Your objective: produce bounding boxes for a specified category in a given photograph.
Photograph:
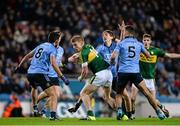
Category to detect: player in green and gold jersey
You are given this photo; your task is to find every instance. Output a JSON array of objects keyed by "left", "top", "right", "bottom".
[
  {"left": 131, "top": 33, "right": 180, "bottom": 117},
  {"left": 69, "top": 35, "right": 116, "bottom": 120}
]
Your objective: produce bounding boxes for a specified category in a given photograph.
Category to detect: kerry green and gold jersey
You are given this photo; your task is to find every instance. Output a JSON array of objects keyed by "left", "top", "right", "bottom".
[
  {"left": 80, "top": 44, "right": 109, "bottom": 74},
  {"left": 140, "top": 46, "right": 165, "bottom": 79}
]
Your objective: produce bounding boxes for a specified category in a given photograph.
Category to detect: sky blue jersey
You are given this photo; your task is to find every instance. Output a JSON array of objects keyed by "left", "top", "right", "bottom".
[
  {"left": 96, "top": 42, "right": 117, "bottom": 77},
  {"left": 48, "top": 46, "right": 64, "bottom": 77},
  {"left": 114, "top": 37, "right": 146, "bottom": 73},
  {"left": 28, "top": 42, "right": 57, "bottom": 74}
]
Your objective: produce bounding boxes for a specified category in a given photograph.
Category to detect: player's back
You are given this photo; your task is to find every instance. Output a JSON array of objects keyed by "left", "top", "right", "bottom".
[
  {"left": 28, "top": 42, "right": 57, "bottom": 74},
  {"left": 116, "top": 37, "right": 146, "bottom": 73}
]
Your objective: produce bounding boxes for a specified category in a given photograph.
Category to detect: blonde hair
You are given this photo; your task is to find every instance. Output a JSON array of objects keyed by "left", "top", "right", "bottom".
[
  {"left": 70, "top": 35, "right": 84, "bottom": 43},
  {"left": 143, "top": 33, "right": 151, "bottom": 39}
]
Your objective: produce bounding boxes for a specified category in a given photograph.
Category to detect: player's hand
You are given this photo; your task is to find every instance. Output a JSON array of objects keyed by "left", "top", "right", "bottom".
[
  {"left": 60, "top": 75, "right": 70, "bottom": 85},
  {"left": 81, "top": 66, "right": 88, "bottom": 78},
  {"left": 68, "top": 53, "right": 79, "bottom": 63}
]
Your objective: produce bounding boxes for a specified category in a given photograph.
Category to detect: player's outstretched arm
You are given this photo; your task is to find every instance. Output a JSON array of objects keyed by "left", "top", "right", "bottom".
[
  {"left": 68, "top": 53, "right": 79, "bottom": 63},
  {"left": 16, "top": 50, "right": 34, "bottom": 71},
  {"left": 118, "top": 20, "right": 126, "bottom": 42},
  {"left": 110, "top": 51, "right": 118, "bottom": 64},
  {"left": 165, "top": 53, "right": 180, "bottom": 58},
  {"left": 143, "top": 50, "right": 151, "bottom": 58}
]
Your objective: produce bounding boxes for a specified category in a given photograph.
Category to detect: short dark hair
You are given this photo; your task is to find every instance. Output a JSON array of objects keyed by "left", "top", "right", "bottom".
[
  {"left": 103, "top": 30, "right": 115, "bottom": 39},
  {"left": 125, "top": 25, "right": 135, "bottom": 34},
  {"left": 48, "top": 31, "right": 62, "bottom": 43}
]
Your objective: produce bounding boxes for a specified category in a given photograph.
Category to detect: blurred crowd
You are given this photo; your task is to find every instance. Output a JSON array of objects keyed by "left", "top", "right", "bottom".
[{"left": 0, "top": 0, "right": 180, "bottom": 99}]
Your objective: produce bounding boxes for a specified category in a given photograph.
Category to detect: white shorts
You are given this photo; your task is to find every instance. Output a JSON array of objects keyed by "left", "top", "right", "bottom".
[
  {"left": 89, "top": 69, "right": 113, "bottom": 87},
  {"left": 144, "top": 79, "right": 155, "bottom": 91}
]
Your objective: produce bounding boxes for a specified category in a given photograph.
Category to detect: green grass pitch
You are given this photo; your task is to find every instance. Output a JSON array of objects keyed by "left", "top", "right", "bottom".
[{"left": 0, "top": 117, "right": 180, "bottom": 126}]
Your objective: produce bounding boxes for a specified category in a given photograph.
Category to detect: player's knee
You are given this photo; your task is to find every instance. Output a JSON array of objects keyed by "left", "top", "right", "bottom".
[
  {"left": 131, "top": 97, "right": 136, "bottom": 103},
  {"left": 80, "top": 92, "right": 85, "bottom": 98},
  {"left": 123, "top": 92, "right": 129, "bottom": 100}
]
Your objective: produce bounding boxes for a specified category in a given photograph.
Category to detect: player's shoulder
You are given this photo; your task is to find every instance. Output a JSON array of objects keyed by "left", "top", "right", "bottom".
[
  {"left": 96, "top": 44, "right": 104, "bottom": 50},
  {"left": 150, "top": 46, "right": 162, "bottom": 51},
  {"left": 57, "top": 46, "right": 64, "bottom": 52},
  {"left": 83, "top": 44, "right": 94, "bottom": 50}
]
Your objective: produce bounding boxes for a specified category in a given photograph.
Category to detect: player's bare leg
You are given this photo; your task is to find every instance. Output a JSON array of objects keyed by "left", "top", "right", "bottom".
[
  {"left": 44, "top": 85, "right": 58, "bottom": 120},
  {"left": 38, "top": 86, "right": 61, "bottom": 118},
  {"left": 68, "top": 83, "right": 89, "bottom": 113},
  {"left": 149, "top": 89, "right": 169, "bottom": 117},
  {"left": 31, "top": 88, "right": 39, "bottom": 116},
  {"left": 103, "top": 87, "right": 116, "bottom": 109},
  {"left": 131, "top": 84, "right": 138, "bottom": 114},
  {"left": 123, "top": 89, "right": 132, "bottom": 119},
  {"left": 136, "top": 80, "right": 166, "bottom": 120},
  {"left": 80, "top": 84, "right": 97, "bottom": 120},
  {"left": 116, "top": 87, "right": 128, "bottom": 120}
]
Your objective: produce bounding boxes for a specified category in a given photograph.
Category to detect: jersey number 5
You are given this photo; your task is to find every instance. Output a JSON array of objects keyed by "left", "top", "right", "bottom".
[
  {"left": 35, "top": 48, "right": 43, "bottom": 58},
  {"left": 128, "top": 46, "right": 135, "bottom": 58}
]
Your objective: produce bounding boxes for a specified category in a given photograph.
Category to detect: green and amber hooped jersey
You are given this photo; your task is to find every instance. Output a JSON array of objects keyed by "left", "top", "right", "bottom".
[
  {"left": 80, "top": 44, "right": 110, "bottom": 74},
  {"left": 140, "top": 46, "right": 165, "bottom": 79}
]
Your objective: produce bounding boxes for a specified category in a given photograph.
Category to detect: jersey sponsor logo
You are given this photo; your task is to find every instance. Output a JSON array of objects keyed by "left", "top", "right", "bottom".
[
  {"left": 140, "top": 53, "right": 157, "bottom": 63},
  {"left": 88, "top": 49, "right": 99, "bottom": 63}
]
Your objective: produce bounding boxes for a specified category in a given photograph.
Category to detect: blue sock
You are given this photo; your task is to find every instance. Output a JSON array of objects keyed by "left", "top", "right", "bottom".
[
  {"left": 41, "top": 108, "right": 47, "bottom": 114},
  {"left": 50, "top": 111, "right": 56, "bottom": 118},
  {"left": 33, "top": 105, "right": 38, "bottom": 110},
  {"left": 117, "top": 107, "right": 123, "bottom": 117}
]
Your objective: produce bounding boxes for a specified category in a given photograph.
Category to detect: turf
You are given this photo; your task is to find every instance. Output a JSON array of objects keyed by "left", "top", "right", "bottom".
[{"left": 0, "top": 117, "right": 180, "bottom": 126}]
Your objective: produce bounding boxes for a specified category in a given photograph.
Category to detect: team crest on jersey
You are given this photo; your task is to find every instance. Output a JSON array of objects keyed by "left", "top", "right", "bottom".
[{"left": 150, "top": 51, "right": 154, "bottom": 55}]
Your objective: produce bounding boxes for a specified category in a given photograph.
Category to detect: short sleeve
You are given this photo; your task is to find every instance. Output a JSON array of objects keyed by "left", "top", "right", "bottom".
[
  {"left": 96, "top": 45, "right": 102, "bottom": 53},
  {"left": 156, "top": 48, "right": 165, "bottom": 57},
  {"left": 50, "top": 46, "right": 56, "bottom": 57},
  {"left": 114, "top": 42, "right": 121, "bottom": 54}
]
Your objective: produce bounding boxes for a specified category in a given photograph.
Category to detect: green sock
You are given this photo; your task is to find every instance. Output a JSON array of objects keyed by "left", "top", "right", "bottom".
[
  {"left": 87, "top": 110, "right": 94, "bottom": 116},
  {"left": 159, "top": 104, "right": 163, "bottom": 109}
]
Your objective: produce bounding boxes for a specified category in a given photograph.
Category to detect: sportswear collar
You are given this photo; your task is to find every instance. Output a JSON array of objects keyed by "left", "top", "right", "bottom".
[{"left": 124, "top": 36, "right": 135, "bottom": 39}]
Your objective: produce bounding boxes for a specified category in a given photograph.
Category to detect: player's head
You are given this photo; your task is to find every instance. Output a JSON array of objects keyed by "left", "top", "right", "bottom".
[
  {"left": 70, "top": 35, "right": 84, "bottom": 52},
  {"left": 143, "top": 33, "right": 152, "bottom": 48},
  {"left": 48, "top": 31, "right": 62, "bottom": 46},
  {"left": 125, "top": 25, "right": 135, "bottom": 37},
  {"left": 102, "top": 30, "right": 114, "bottom": 44}
]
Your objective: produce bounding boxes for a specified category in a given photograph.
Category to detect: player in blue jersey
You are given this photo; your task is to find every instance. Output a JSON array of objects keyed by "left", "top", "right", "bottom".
[
  {"left": 96, "top": 30, "right": 132, "bottom": 119},
  {"left": 16, "top": 31, "right": 69, "bottom": 120},
  {"left": 36, "top": 45, "right": 69, "bottom": 117},
  {"left": 110, "top": 25, "right": 166, "bottom": 120}
]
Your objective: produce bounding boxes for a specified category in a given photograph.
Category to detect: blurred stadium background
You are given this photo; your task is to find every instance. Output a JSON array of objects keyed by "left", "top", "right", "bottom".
[{"left": 0, "top": 0, "right": 180, "bottom": 118}]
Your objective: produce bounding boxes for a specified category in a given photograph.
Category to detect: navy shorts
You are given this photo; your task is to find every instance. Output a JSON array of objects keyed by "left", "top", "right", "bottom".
[
  {"left": 112, "top": 77, "right": 118, "bottom": 92},
  {"left": 49, "top": 77, "right": 60, "bottom": 86},
  {"left": 27, "top": 74, "right": 57, "bottom": 91},
  {"left": 116, "top": 73, "right": 143, "bottom": 93}
]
